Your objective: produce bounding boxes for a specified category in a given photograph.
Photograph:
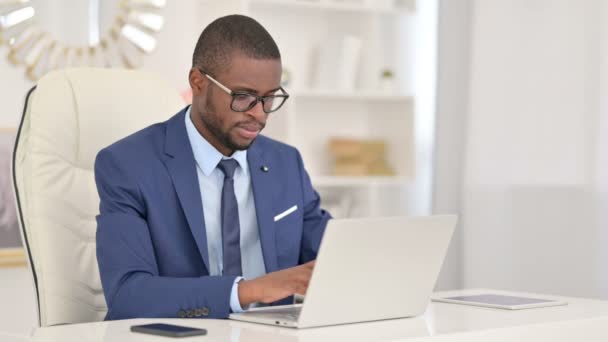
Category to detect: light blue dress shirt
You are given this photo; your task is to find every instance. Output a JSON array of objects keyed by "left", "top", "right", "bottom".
[{"left": 184, "top": 107, "right": 267, "bottom": 312}]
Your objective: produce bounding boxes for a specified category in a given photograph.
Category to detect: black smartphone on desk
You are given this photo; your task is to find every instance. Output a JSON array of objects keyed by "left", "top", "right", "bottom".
[{"left": 130, "top": 323, "right": 207, "bottom": 338}]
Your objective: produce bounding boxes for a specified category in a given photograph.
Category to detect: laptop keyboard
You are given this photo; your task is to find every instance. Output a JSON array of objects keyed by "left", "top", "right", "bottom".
[{"left": 244, "top": 307, "right": 302, "bottom": 321}]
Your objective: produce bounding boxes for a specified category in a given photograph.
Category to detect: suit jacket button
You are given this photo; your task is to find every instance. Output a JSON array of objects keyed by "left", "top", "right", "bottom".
[
  {"left": 201, "top": 307, "right": 210, "bottom": 316},
  {"left": 178, "top": 310, "right": 187, "bottom": 318},
  {"left": 194, "top": 308, "right": 203, "bottom": 317}
]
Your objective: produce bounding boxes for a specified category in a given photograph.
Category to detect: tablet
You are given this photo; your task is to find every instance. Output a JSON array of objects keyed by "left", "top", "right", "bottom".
[{"left": 431, "top": 293, "right": 568, "bottom": 310}]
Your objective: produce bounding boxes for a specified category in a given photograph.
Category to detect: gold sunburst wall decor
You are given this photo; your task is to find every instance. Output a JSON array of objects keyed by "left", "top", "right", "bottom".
[{"left": 0, "top": 0, "right": 166, "bottom": 81}]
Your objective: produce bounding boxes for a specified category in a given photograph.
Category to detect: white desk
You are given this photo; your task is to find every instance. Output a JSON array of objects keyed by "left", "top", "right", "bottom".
[{"left": 19, "top": 289, "right": 608, "bottom": 341}]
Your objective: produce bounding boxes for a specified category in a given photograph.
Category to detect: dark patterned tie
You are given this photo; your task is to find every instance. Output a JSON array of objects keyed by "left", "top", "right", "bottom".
[{"left": 217, "top": 159, "right": 242, "bottom": 276}]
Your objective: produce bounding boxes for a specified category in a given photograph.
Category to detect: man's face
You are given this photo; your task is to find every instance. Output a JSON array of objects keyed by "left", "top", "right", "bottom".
[{"left": 190, "top": 52, "right": 282, "bottom": 156}]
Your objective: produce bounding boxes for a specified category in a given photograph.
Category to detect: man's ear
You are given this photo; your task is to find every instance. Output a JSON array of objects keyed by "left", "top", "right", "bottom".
[{"left": 188, "top": 68, "right": 207, "bottom": 96}]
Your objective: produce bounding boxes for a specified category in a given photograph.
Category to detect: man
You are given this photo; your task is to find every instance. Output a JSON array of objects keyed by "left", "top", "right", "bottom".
[{"left": 95, "top": 15, "right": 331, "bottom": 320}]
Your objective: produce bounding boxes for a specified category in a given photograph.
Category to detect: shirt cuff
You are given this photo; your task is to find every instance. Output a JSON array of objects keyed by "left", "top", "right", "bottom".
[{"left": 230, "top": 276, "right": 245, "bottom": 313}]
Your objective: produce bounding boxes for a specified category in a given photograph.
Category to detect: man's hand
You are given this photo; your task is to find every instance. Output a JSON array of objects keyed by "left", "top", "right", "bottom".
[{"left": 238, "top": 261, "right": 315, "bottom": 307}]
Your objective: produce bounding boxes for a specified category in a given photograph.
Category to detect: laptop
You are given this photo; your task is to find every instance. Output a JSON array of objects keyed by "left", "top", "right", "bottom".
[{"left": 229, "top": 215, "right": 457, "bottom": 328}]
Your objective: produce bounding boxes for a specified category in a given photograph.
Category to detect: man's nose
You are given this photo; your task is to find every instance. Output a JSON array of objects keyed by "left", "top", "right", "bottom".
[{"left": 246, "top": 100, "right": 267, "bottom": 122}]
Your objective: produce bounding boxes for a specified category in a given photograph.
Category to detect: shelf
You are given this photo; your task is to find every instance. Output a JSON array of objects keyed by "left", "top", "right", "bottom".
[
  {"left": 312, "top": 175, "right": 411, "bottom": 187},
  {"left": 292, "top": 89, "right": 413, "bottom": 102},
  {"left": 241, "top": 0, "right": 422, "bottom": 217},
  {"left": 249, "top": 0, "right": 413, "bottom": 14}
]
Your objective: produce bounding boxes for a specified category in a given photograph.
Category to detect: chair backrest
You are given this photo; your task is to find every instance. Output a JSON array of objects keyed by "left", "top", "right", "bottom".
[{"left": 12, "top": 68, "right": 184, "bottom": 326}]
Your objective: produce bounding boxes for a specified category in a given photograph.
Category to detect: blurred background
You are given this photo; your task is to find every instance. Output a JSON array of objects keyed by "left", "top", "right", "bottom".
[{"left": 1, "top": 0, "right": 607, "bottom": 335}]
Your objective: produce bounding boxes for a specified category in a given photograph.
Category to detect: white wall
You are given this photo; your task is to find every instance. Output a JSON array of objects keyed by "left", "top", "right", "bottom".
[
  {"left": 0, "top": 56, "right": 32, "bottom": 127},
  {"left": 0, "top": 268, "right": 37, "bottom": 336},
  {"left": 434, "top": 0, "right": 608, "bottom": 298},
  {"left": 409, "top": 0, "right": 439, "bottom": 217},
  {"left": 0, "top": 1, "right": 240, "bottom": 128},
  {"left": 432, "top": 0, "right": 473, "bottom": 290},
  {"left": 461, "top": 0, "right": 608, "bottom": 298}
]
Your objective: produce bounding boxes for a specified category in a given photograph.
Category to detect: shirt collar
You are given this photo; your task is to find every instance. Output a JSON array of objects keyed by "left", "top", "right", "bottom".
[{"left": 184, "top": 106, "right": 248, "bottom": 177}]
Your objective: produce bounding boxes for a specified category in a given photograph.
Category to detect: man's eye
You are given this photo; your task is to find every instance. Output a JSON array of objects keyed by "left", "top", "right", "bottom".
[{"left": 234, "top": 94, "right": 254, "bottom": 102}]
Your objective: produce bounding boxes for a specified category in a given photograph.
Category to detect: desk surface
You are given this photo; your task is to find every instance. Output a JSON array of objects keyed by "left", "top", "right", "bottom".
[{"left": 16, "top": 289, "right": 608, "bottom": 341}]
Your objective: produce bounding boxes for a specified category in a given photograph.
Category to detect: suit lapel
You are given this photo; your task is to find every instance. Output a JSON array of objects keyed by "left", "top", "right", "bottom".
[
  {"left": 248, "top": 141, "right": 279, "bottom": 273},
  {"left": 162, "top": 108, "right": 210, "bottom": 272}
]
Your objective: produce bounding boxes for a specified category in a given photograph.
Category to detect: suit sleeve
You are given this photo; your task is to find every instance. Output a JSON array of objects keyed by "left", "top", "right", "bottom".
[
  {"left": 295, "top": 150, "right": 332, "bottom": 264},
  {"left": 95, "top": 148, "right": 235, "bottom": 320}
]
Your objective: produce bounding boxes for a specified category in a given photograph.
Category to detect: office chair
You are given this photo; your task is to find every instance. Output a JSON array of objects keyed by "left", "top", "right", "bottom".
[{"left": 12, "top": 68, "right": 184, "bottom": 326}]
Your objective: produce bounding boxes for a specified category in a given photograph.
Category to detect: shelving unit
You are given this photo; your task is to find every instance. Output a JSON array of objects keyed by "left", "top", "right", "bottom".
[
  {"left": 313, "top": 176, "right": 411, "bottom": 187},
  {"left": 293, "top": 89, "right": 413, "bottom": 102},
  {"left": 217, "top": 0, "right": 428, "bottom": 218},
  {"left": 249, "top": 0, "right": 414, "bottom": 14}
]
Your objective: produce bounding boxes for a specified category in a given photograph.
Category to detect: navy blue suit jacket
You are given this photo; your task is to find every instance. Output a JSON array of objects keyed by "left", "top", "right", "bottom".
[{"left": 95, "top": 108, "right": 331, "bottom": 320}]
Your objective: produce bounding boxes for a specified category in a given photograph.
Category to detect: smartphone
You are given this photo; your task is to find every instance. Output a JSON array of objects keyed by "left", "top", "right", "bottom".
[{"left": 130, "top": 323, "right": 208, "bottom": 338}]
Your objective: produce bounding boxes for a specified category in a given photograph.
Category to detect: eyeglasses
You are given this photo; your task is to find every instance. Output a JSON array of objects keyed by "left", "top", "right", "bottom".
[{"left": 200, "top": 69, "right": 289, "bottom": 114}]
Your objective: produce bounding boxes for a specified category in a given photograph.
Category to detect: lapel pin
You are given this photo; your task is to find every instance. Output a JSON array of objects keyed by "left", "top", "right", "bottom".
[{"left": 261, "top": 165, "right": 269, "bottom": 172}]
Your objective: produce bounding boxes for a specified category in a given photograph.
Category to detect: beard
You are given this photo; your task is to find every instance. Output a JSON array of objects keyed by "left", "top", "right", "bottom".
[{"left": 200, "top": 96, "right": 263, "bottom": 152}]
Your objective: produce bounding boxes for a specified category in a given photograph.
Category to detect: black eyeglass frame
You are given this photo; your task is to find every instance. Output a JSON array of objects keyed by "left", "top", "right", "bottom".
[{"left": 198, "top": 68, "right": 290, "bottom": 114}]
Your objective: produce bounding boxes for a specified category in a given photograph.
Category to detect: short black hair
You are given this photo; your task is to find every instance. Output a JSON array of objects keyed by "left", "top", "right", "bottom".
[{"left": 192, "top": 14, "right": 281, "bottom": 76}]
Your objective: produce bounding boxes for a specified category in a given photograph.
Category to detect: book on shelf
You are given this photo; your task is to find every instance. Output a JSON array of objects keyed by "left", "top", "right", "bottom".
[
  {"left": 328, "top": 137, "right": 395, "bottom": 176},
  {"left": 314, "top": 35, "right": 362, "bottom": 92},
  {"left": 329, "top": 138, "right": 387, "bottom": 161},
  {"left": 333, "top": 159, "right": 394, "bottom": 176}
]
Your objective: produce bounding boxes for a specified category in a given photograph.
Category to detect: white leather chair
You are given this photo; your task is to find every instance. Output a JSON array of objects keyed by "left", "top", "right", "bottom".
[{"left": 12, "top": 68, "right": 184, "bottom": 326}]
